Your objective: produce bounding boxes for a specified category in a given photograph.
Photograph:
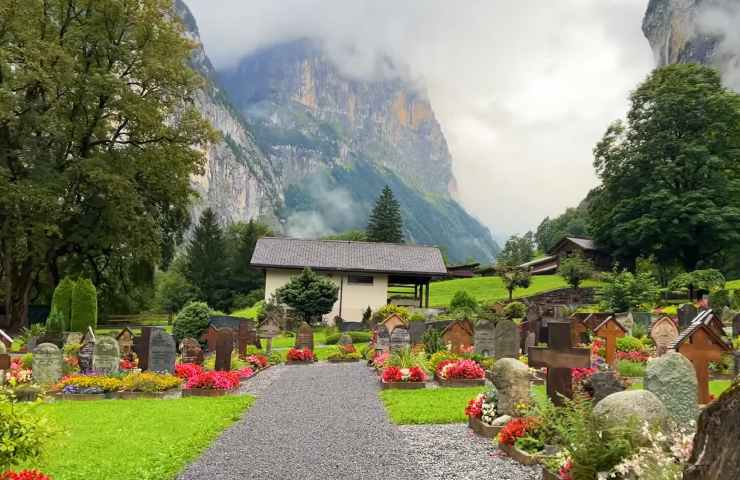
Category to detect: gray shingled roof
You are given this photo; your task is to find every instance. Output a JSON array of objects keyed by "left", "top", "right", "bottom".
[
  {"left": 250, "top": 238, "right": 448, "bottom": 275},
  {"left": 670, "top": 309, "right": 731, "bottom": 351},
  {"left": 566, "top": 237, "right": 596, "bottom": 250}
]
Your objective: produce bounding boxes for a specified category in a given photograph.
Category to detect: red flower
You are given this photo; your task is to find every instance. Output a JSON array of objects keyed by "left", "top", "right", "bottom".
[
  {"left": 1, "top": 470, "right": 51, "bottom": 480},
  {"left": 435, "top": 359, "right": 457, "bottom": 376},
  {"left": 438, "top": 360, "right": 485, "bottom": 380},
  {"left": 465, "top": 394, "right": 484, "bottom": 418},
  {"left": 408, "top": 366, "right": 427, "bottom": 382},
  {"left": 237, "top": 367, "right": 254, "bottom": 379},
  {"left": 381, "top": 366, "right": 403, "bottom": 383},
  {"left": 287, "top": 348, "right": 315, "bottom": 362},
  {"left": 558, "top": 460, "right": 573, "bottom": 480},
  {"left": 498, "top": 417, "right": 536, "bottom": 446},
  {"left": 175, "top": 363, "right": 204, "bottom": 380},
  {"left": 185, "top": 371, "right": 240, "bottom": 390},
  {"left": 340, "top": 344, "right": 357, "bottom": 354},
  {"left": 571, "top": 367, "right": 597, "bottom": 384},
  {"left": 246, "top": 354, "right": 268, "bottom": 369},
  {"left": 119, "top": 358, "right": 137, "bottom": 370},
  {"left": 616, "top": 350, "right": 648, "bottom": 363}
]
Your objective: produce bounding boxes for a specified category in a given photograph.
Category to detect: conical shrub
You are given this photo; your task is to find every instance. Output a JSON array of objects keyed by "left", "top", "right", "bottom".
[
  {"left": 70, "top": 278, "right": 98, "bottom": 333},
  {"left": 51, "top": 277, "right": 76, "bottom": 331}
]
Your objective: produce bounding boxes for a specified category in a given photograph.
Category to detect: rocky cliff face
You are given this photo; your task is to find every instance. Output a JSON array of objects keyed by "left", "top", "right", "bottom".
[{"left": 643, "top": 0, "right": 739, "bottom": 88}]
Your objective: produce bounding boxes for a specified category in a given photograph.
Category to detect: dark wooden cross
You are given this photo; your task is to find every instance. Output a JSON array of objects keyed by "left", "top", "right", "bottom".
[
  {"left": 215, "top": 328, "right": 234, "bottom": 372},
  {"left": 593, "top": 316, "right": 627, "bottom": 367},
  {"left": 528, "top": 321, "right": 591, "bottom": 405},
  {"left": 675, "top": 325, "right": 731, "bottom": 405}
]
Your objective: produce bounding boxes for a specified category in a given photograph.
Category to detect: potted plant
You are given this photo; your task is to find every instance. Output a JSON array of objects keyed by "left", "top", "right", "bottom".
[
  {"left": 436, "top": 359, "right": 486, "bottom": 387},
  {"left": 286, "top": 347, "right": 315, "bottom": 364},
  {"left": 182, "top": 370, "right": 241, "bottom": 397},
  {"left": 466, "top": 390, "right": 501, "bottom": 438},
  {"left": 379, "top": 366, "right": 427, "bottom": 389}
]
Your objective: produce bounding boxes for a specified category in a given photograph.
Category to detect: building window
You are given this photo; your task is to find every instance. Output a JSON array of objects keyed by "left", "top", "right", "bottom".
[{"left": 348, "top": 275, "right": 374, "bottom": 285}]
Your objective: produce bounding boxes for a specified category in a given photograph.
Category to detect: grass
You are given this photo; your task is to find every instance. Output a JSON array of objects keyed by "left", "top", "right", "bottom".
[
  {"left": 380, "top": 386, "right": 487, "bottom": 424},
  {"left": 23, "top": 396, "right": 254, "bottom": 480},
  {"left": 630, "top": 379, "right": 732, "bottom": 398},
  {"left": 231, "top": 301, "right": 264, "bottom": 320},
  {"left": 727, "top": 279, "right": 740, "bottom": 290},
  {"left": 429, "top": 274, "right": 603, "bottom": 307}
]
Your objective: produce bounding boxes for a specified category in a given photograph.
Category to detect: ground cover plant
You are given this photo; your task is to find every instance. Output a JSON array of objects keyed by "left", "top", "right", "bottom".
[{"left": 22, "top": 396, "right": 254, "bottom": 480}]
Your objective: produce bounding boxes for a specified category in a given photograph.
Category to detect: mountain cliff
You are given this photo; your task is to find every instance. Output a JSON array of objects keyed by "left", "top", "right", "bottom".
[
  {"left": 643, "top": 0, "right": 739, "bottom": 88},
  {"left": 219, "top": 40, "right": 499, "bottom": 262}
]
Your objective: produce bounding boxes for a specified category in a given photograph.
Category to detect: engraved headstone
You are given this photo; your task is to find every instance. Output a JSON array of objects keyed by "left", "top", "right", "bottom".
[
  {"left": 92, "top": 336, "right": 120, "bottom": 375},
  {"left": 215, "top": 328, "right": 234, "bottom": 371},
  {"left": 390, "top": 326, "right": 410, "bottom": 352},
  {"left": 295, "top": 322, "right": 314, "bottom": 351},
  {"left": 257, "top": 318, "right": 280, "bottom": 354},
  {"left": 148, "top": 328, "right": 176, "bottom": 373},
  {"left": 474, "top": 320, "right": 496, "bottom": 357},
  {"left": 408, "top": 321, "right": 426, "bottom": 347},
  {"left": 375, "top": 326, "right": 390, "bottom": 353},
  {"left": 494, "top": 318, "right": 520, "bottom": 359},
  {"left": 650, "top": 317, "right": 680, "bottom": 356},
  {"left": 180, "top": 338, "right": 203, "bottom": 365},
  {"left": 78, "top": 335, "right": 95, "bottom": 373},
  {"left": 678, "top": 304, "right": 698, "bottom": 329},
  {"left": 32, "top": 343, "right": 63, "bottom": 384}
]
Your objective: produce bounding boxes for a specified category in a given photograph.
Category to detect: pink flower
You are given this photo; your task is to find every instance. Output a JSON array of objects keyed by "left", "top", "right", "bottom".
[{"left": 185, "top": 371, "right": 240, "bottom": 390}]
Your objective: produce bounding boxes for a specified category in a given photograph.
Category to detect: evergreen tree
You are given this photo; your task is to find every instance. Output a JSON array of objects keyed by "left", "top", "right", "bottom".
[
  {"left": 184, "top": 209, "right": 230, "bottom": 311},
  {"left": 225, "top": 220, "right": 272, "bottom": 296},
  {"left": 366, "top": 186, "right": 404, "bottom": 243},
  {"left": 275, "top": 268, "right": 339, "bottom": 323}
]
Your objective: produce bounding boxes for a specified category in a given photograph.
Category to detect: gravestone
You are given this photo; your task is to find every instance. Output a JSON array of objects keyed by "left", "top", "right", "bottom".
[
  {"left": 491, "top": 358, "right": 530, "bottom": 417},
  {"left": 295, "top": 322, "right": 314, "bottom": 351},
  {"left": 733, "top": 313, "right": 740, "bottom": 338},
  {"left": 375, "top": 326, "right": 390, "bottom": 354},
  {"left": 238, "top": 321, "right": 257, "bottom": 354},
  {"left": 133, "top": 327, "right": 152, "bottom": 371},
  {"left": 442, "top": 320, "right": 474, "bottom": 354},
  {"left": 474, "top": 320, "right": 496, "bottom": 357},
  {"left": 215, "top": 328, "right": 234, "bottom": 371},
  {"left": 78, "top": 335, "right": 95, "bottom": 374},
  {"left": 337, "top": 333, "right": 353, "bottom": 346},
  {"left": 645, "top": 352, "right": 698, "bottom": 424},
  {"left": 92, "top": 336, "right": 120, "bottom": 375},
  {"left": 588, "top": 371, "right": 625, "bottom": 403},
  {"left": 408, "top": 321, "right": 426, "bottom": 347},
  {"left": 32, "top": 343, "right": 63, "bottom": 384},
  {"left": 257, "top": 318, "right": 280, "bottom": 354},
  {"left": 593, "top": 316, "right": 627, "bottom": 367},
  {"left": 678, "top": 304, "right": 698, "bottom": 329},
  {"left": 494, "top": 318, "right": 519, "bottom": 359},
  {"left": 116, "top": 328, "right": 134, "bottom": 357},
  {"left": 650, "top": 317, "right": 679, "bottom": 356},
  {"left": 380, "top": 314, "right": 406, "bottom": 335},
  {"left": 203, "top": 325, "right": 219, "bottom": 353},
  {"left": 390, "top": 326, "right": 411, "bottom": 352},
  {"left": 148, "top": 328, "right": 176, "bottom": 373},
  {"left": 615, "top": 312, "right": 633, "bottom": 332},
  {"left": 593, "top": 390, "right": 668, "bottom": 433},
  {"left": 180, "top": 338, "right": 203, "bottom": 365},
  {"left": 631, "top": 311, "right": 652, "bottom": 329},
  {"left": 528, "top": 322, "right": 591, "bottom": 405}
]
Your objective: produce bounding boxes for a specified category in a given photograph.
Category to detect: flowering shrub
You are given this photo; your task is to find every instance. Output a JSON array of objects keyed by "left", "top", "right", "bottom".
[
  {"left": 466, "top": 390, "right": 498, "bottom": 424},
  {"left": 571, "top": 367, "right": 597, "bottom": 385},
  {"left": 175, "top": 363, "right": 204, "bottom": 380},
  {"left": 6, "top": 359, "right": 33, "bottom": 387},
  {"left": 381, "top": 366, "right": 426, "bottom": 383},
  {"left": 287, "top": 348, "right": 314, "bottom": 362},
  {"left": 0, "top": 470, "right": 51, "bottom": 480},
  {"left": 118, "top": 372, "right": 182, "bottom": 392},
  {"left": 372, "top": 352, "right": 390, "bottom": 369},
  {"left": 429, "top": 351, "right": 459, "bottom": 372},
  {"left": 590, "top": 337, "right": 605, "bottom": 358},
  {"left": 185, "top": 371, "right": 240, "bottom": 390},
  {"left": 498, "top": 417, "right": 536, "bottom": 446},
  {"left": 54, "top": 375, "right": 122, "bottom": 393},
  {"left": 438, "top": 359, "right": 485, "bottom": 380},
  {"left": 236, "top": 367, "right": 254, "bottom": 379},
  {"left": 245, "top": 354, "right": 268, "bottom": 369},
  {"left": 611, "top": 424, "right": 694, "bottom": 480},
  {"left": 465, "top": 394, "right": 484, "bottom": 418}
]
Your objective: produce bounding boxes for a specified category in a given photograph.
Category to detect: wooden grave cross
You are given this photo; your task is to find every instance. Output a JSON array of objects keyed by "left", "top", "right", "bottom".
[
  {"left": 528, "top": 321, "right": 591, "bottom": 405},
  {"left": 673, "top": 324, "right": 732, "bottom": 405},
  {"left": 593, "top": 316, "right": 627, "bottom": 367}
]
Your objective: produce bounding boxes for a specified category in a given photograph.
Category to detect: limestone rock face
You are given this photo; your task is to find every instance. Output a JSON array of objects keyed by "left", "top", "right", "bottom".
[
  {"left": 644, "top": 352, "right": 699, "bottom": 424},
  {"left": 593, "top": 390, "right": 668, "bottom": 431},
  {"left": 491, "top": 358, "right": 530, "bottom": 417}
]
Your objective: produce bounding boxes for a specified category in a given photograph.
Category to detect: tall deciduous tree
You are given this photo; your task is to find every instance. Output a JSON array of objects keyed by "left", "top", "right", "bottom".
[
  {"left": 0, "top": 0, "right": 213, "bottom": 330},
  {"left": 275, "top": 268, "right": 339, "bottom": 323},
  {"left": 496, "top": 232, "right": 536, "bottom": 267},
  {"left": 367, "top": 186, "right": 404, "bottom": 243},
  {"left": 183, "top": 209, "right": 229, "bottom": 311},
  {"left": 499, "top": 267, "right": 531, "bottom": 301},
  {"left": 590, "top": 64, "right": 740, "bottom": 271}
]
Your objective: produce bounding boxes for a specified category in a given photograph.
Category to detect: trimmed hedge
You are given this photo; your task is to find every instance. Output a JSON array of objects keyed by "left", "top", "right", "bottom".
[
  {"left": 173, "top": 301, "right": 211, "bottom": 345},
  {"left": 70, "top": 278, "right": 98, "bottom": 332},
  {"left": 324, "top": 331, "right": 372, "bottom": 345},
  {"left": 51, "top": 277, "right": 76, "bottom": 331}
]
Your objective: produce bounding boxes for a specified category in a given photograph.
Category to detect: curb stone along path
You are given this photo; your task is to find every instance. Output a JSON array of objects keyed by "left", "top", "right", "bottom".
[{"left": 179, "top": 363, "right": 542, "bottom": 480}]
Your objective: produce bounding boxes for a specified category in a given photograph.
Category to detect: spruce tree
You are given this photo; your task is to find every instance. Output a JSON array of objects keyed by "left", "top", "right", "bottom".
[
  {"left": 366, "top": 186, "right": 404, "bottom": 243},
  {"left": 184, "top": 209, "right": 229, "bottom": 310}
]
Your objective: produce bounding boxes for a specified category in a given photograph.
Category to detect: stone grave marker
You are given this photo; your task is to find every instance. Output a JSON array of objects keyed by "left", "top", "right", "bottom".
[
  {"left": 257, "top": 318, "right": 280, "bottom": 354},
  {"left": 375, "top": 326, "right": 390, "bottom": 354},
  {"left": 78, "top": 334, "right": 95, "bottom": 373},
  {"left": 528, "top": 322, "right": 591, "bottom": 405},
  {"left": 474, "top": 320, "right": 496, "bottom": 357},
  {"left": 650, "top": 317, "right": 679, "bottom": 356},
  {"left": 116, "top": 328, "right": 134, "bottom": 357},
  {"left": 148, "top": 328, "right": 176, "bottom": 373},
  {"left": 593, "top": 316, "right": 627, "bottom": 367},
  {"left": 408, "top": 321, "right": 426, "bottom": 347},
  {"left": 672, "top": 323, "right": 732, "bottom": 405},
  {"left": 92, "top": 336, "right": 120, "bottom": 375},
  {"left": 337, "top": 333, "right": 353, "bottom": 346},
  {"left": 133, "top": 327, "right": 151, "bottom": 370},
  {"left": 631, "top": 311, "right": 652, "bottom": 329},
  {"left": 733, "top": 313, "right": 740, "bottom": 338},
  {"left": 215, "top": 328, "right": 234, "bottom": 371},
  {"left": 203, "top": 325, "right": 220, "bottom": 354},
  {"left": 295, "top": 322, "right": 314, "bottom": 351},
  {"left": 588, "top": 370, "right": 625, "bottom": 403},
  {"left": 494, "top": 318, "right": 519, "bottom": 359},
  {"left": 0, "top": 330, "right": 12, "bottom": 350},
  {"left": 491, "top": 358, "right": 530, "bottom": 417},
  {"left": 238, "top": 321, "right": 258, "bottom": 354},
  {"left": 390, "top": 326, "right": 411, "bottom": 352},
  {"left": 678, "top": 304, "right": 698, "bottom": 329},
  {"left": 645, "top": 352, "right": 698, "bottom": 424},
  {"left": 180, "top": 338, "right": 203, "bottom": 365},
  {"left": 32, "top": 343, "right": 63, "bottom": 384},
  {"left": 442, "top": 320, "right": 474, "bottom": 354}
]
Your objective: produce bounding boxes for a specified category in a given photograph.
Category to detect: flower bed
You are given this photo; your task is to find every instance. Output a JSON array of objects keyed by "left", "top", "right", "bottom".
[
  {"left": 245, "top": 354, "right": 268, "bottom": 370},
  {"left": 54, "top": 372, "right": 183, "bottom": 400},
  {"left": 436, "top": 359, "right": 486, "bottom": 387},
  {"left": 1, "top": 470, "right": 51, "bottom": 480},
  {"left": 497, "top": 416, "right": 544, "bottom": 465},
  {"left": 380, "top": 366, "right": 427, "bottom": 389},
  {"left": 286, "top": 347, "right": 315, "bottom": 364},
  {"left": 182, "top": 370, "right": 241, "bottom": 397},
  {"left": 465, "top": 392, "right": 501, "bottom": 438}
]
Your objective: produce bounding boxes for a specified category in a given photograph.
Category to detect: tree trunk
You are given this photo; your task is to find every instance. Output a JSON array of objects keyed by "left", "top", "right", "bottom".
[{"left": 3, "top": 256, "right": 34, "bottom": 333}]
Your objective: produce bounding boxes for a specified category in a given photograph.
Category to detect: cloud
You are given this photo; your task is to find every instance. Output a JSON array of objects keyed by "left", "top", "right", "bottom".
[
  {"left": 184, "top": 0, "right": 653, "bottom": 235},
  {"left": 283, "top": 176, "right": 361, "bottom": 238},
  {"left": 697, "top": 2, "right": 740, "bottom": 90}
]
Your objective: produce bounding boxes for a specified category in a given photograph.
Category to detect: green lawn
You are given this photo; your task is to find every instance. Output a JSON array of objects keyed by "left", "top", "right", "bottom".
[
  {"left": 727, "top": 279, "right": 740, "bottom": 290},
  {"left": 630, "top": 379, "right": 732, "bottom": 398},
  {"left": 380, "top": 386, "right": 487, "bottom": 424},
  {"left": 231, "top": 301, "right": 263, "bottom": 320},
  {"left": 429, "top": 274, "right": 603, "bottom": 307},
  {"left": 23, "top": 396, "right": 254, "bottom": 480}
]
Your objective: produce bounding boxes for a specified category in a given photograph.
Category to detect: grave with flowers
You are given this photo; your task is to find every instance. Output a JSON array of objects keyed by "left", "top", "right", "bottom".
[{"left": 286, "top": 347, "right": 316, "bottom": 364}]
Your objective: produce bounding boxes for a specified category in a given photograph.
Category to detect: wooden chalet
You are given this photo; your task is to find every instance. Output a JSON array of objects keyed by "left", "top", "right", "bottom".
[{"left": 520, "top": 236, "right": 612, "bottom": 275}]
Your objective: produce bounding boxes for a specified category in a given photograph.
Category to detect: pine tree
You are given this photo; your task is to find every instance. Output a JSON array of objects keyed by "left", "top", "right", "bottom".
[
  {"left": 366, "top": 186, "right": 404, "bottom": 243},
  {"left": 184, "top": 209, "right": 229, "bottom": 310}
]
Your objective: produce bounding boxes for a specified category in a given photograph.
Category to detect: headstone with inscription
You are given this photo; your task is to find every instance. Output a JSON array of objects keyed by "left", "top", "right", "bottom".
[
  {"left": 390, "top": 326, "right": 411, "bottom": 352},
  {"left": 494, "top": 318, "right": 520, "bottom": 359},
  {"left": 215, "top": 328, "right": 234, "bottom": 371},
  {"left": 32, "top": 343, "right": 63, "bottom": 384},
  {"left": 180, "top": 338, "right": 203, "bottom": 365},
  {"left": 408, "top": 321, "right": 427, "bottom": 347},
  {"left": 375, "top": 326, "right": 390, "bottom": 354},
  {"left": 474, "top": 320, "right": 496, "bottom": 357},
  {"left": 295, "top": 322, "right": 314, "bottom": 351},
  {"left": 257, "top": 319, "right": 280, "bottom": 354},
  {"left": 678, "top": 304, "right": 698, "bottom": 330},
  {"left": 92, "top": 336, "right": 120, "bottom": 375},
  {"left": 650, "top": 317, "right": 680, "bottom": 356},
  {"left": 78, "top": 335, "right": 95, "bottom": 374},
  {"left": 148, "top": 328, "right": 176, "bottom": 373}
]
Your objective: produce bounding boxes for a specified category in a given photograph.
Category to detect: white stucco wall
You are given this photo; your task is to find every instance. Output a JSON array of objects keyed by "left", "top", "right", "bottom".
[{"left": 263, "top": 269, "right": 388, "bottom": 323}]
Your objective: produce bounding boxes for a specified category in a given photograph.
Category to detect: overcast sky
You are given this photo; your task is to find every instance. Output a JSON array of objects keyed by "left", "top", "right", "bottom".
[{"left": 185, "top": 0, "right": 654, "bottom": 239}]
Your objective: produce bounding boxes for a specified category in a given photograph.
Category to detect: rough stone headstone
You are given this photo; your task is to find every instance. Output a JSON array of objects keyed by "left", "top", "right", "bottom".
[
  {"left": 593, "top": 390, "right": 668, "bottom": 433},
  {"left": 494, "top": 318, "right": 519, "bottom": 359},
  {"left": 650, "top": 317, "right": 680, "bottom": 356},
  {"left": 588, "top": 371, "right": 625, "bottom": 404},
  {"left": 678, "top": 304, "right": 698, "bottom": 329},
  {"left": 442, "top": 320, "right": 474, "bottom": 354},
  {"left": 474, "top": 320, "right": 496, "bottom": 357},
  {"left": 375, "top": 326, "right": 390, "bottom": 353},
  {"left": 32, "top": 343, "right": 63, "bottom": 384},
  {"left": 148, "top": 328, "right": 176, "bottom": 373},
  {"left": 92, "top": 336, "right": 120, "bottom": 375},
  {"left": 215, "top": 328, "right": 234, "bottom": 371},
  {"left": 491, "top": 358, "right": 530, "bottom": 417},
  {"left": 733, "top": 313, "right": 740, "bottom": 338},
  {"left": 644, "top": 352, "right": 698, "bottom": 424},
  {"left": 180, "top": 338, "right": 203, "bottom": 365},
  {"left": 78, "top": 336, "right": 95, "bottom": 373},
  {"left": 337, "top": 333, "right": 353, "bottom": 346},
  {"left": 390, "top": 326, "right": 410, "bottom": 352},
  {"left": 408, "top": 321, "right": 426, "bottom": 347},
  {"left": 295, "top": 322, "right": 314, "bottom": 351}
]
